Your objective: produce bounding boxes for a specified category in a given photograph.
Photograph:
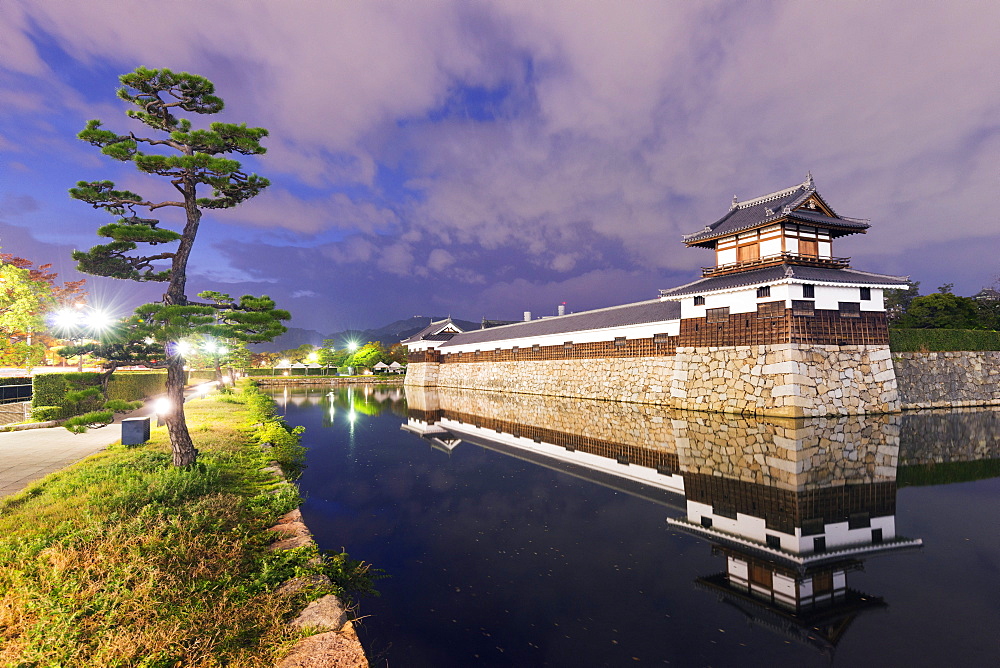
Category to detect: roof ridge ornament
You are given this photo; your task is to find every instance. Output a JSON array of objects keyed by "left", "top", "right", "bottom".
[
  {"left": 804, "top": 171, "right": 815, "bottom": 189},
  {"left": 731, "top": 195, "right": 739, "bottom": 210}
]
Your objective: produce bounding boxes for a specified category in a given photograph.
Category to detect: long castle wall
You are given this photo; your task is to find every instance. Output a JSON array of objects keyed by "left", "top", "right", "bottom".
[
  {"left": 406, "top": 312, "right": 999, "bottom": 417},
  {"left": 408, "top": 343, "right": 898, "bottom": 417}
]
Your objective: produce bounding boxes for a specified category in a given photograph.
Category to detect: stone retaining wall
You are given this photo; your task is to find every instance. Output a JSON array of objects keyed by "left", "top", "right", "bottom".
[
  {"left": 894, "top": 351, "right": 1000, "bottom": 409},
  {"left": 409, "top": 344, "right": 899, "bottom": 417},
  {"left": 670, "top": 344, "right": 898, "bottom": 417}
]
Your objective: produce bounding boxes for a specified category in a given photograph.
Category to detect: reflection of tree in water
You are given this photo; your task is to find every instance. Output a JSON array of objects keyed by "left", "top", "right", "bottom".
[{"left": 324, "top": 385, "right": 407, "bottom": 418}]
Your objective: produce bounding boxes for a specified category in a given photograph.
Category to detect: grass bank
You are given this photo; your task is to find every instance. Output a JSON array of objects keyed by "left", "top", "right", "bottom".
[{"left": 0, "top": 383, "right": 373, "bottom": 667}]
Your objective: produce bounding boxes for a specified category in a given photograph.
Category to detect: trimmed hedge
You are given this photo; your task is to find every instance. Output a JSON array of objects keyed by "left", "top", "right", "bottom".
[
  {"left": 106, "top": 371, "right": 168, "bottom": 402},
  {"left": 0, "top": 377, "right": 31, "bottom": 387},
  {"left": 889, "top": 328, "right": 1000, "bottom": 352},
  {"left": 31, "top": 372, "right": 103, "bottom": 418}
]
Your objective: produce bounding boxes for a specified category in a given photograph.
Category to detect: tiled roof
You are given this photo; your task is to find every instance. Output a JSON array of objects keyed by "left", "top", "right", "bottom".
[
  {"left": 422, "top": 333, "right": 457, "bottom": 341},
  {"left": 400, "top": 318, "right": 462, "bottom": 344},
  {"left": 438, "top": 299, "right": 681, "bottom": 348},
  {"left": 683, "top": 176, "right": 868, "bottom": 246},
  {"left": 658, "top": 265, "right": 910, "bottom": 298},
  {"left": 784, "top": 209, "right": 869, "bottom": 230}
]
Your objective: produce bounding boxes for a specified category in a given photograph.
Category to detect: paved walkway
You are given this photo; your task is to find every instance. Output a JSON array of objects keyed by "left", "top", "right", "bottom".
[
  {"left": 0, "top": 407, "right": 156, "bottom": 498},
  {"left": 0, "top": 383, "right": 217, "bottom": 498}
]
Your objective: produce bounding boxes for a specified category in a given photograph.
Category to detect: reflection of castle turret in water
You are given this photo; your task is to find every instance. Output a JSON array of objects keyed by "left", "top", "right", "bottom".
[{"left": 401, "top": 387, "right": 923, "bottom": 653}]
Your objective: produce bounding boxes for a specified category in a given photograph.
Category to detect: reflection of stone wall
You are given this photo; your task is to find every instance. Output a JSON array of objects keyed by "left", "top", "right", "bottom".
[
  {"left": 405, "top": 387, "right": 906, "bottom": 489},
  {"left": 895, "top": 352, "right": 1000, "bottom": 409},
  {"left": 898, "top": 408, "right": 1000, "bottom": 465},
  {"left": 670, "top": 344, "right": 899, "bottom": 418},
  {"left": 673, "top": 413, "right": 900, "bottom": 490},
  {"left": 430, "top": 387, "right": 678, "bottom": 459}
]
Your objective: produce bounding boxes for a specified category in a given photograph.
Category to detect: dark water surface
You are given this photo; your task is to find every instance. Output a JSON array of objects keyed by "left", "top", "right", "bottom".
[{"left": 274, "top": 386, "right": 1000, "bottom": 667}]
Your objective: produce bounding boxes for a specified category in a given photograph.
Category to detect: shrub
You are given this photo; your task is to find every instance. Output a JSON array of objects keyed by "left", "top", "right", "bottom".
[
  {"left": 30, "top": 406, "right": 62, "bottom": 421},
  {"left": 890, "top": 328, "right": 1000, "bottom": 352},
  {"left": 63, "top": 410, "right": 114, "bottom": 434}
]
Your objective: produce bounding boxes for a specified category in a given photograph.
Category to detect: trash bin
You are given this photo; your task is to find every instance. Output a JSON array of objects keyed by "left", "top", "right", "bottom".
[{"left": 121, "top": 416, "right": 151, "bottom": 445}]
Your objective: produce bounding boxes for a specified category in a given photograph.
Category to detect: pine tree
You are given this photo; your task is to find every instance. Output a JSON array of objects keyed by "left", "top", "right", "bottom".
[{"left": 70, "top": 67, "right": 288, "bottom": 466}]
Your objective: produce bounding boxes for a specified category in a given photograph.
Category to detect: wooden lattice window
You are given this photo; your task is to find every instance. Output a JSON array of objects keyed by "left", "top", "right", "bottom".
[
  {"left": 706, "top": 307, "right": 730, "bottom": 323},
  {"left": 792, "top": 300, "right": 815, "bottom": 317},
  {"left": 694, "top": 295, "right": 705, "bottom": 306},
  {"left": 614, "top": 336, "right": 627, "bottom": 347},
  {"left": 757, "top": 300, "right": 783, "bottom": 319},
  {"left": 839, "top": 302, "right": 861, "bottom": 318},
  {"left": 653, "top": 333, "right": 670, "bottom": 344},
  {"left": 756, "top": 285, "right": 771, "bottom": 298}
]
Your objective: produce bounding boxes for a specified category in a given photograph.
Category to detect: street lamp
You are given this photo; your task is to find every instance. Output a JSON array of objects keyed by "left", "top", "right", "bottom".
[{"left": 52, "top": 304, "right": 114, "bottom": 371}]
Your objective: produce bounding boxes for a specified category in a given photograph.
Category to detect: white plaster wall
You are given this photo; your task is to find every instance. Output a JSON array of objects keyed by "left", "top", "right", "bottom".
[
  {"left": 674, "top": 281, "right": 889, "bottom": 320},
  {"left": 760, "top": 237, "right": 783, "bottom": 257},
  {"left": 438, "top": 318, "right": 680, "bottom": 354},
  {"left": 718, "top": 248, "right": 737, "bottom": 265},
  {"left": 811, "top": 284, "right": 884, "bottom": 311}
]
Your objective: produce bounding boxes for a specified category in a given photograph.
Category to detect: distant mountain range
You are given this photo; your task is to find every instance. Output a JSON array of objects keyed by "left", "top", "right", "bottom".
[{"left": 250, "top": 316, "right": 480, "bottom": 352}]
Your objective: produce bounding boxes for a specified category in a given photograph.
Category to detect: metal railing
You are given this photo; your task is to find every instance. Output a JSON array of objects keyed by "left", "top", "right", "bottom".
[{"left": 0, "top": 384, "right": 32, "bottom": 405}]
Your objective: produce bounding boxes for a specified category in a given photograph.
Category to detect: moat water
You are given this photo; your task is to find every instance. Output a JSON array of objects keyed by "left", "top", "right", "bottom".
[{"left": 272, "top": 385, "right": 1000, "bottom": 667}]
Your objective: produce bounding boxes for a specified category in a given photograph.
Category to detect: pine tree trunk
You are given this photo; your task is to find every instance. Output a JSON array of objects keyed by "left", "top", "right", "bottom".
[{"left": 165, "top": 354, "right": 198, "bottom": 467}]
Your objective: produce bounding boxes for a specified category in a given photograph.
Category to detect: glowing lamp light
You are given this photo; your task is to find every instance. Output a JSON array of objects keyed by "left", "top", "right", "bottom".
[{"left": 154, "top": 398, "right": 172, "bottom": 415}]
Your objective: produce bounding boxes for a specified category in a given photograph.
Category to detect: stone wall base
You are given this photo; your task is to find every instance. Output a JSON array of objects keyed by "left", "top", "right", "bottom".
[
  {"left": 894, "top": 351, "right": 1000, "bottom": 410},
  {"left": 405, "top": 344, "right": 901, "bottom": 417},
  {"left": 670, "top": 344, "right": 899, "bottom": 418}
]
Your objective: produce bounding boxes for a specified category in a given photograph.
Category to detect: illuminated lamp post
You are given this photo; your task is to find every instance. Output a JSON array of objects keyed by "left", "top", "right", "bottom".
[
  {"left": 346, "top": 341, "right": 358, "bottom": 376},
  {"left": 52, "top": 303, "right": 114, "bottom": 371}
]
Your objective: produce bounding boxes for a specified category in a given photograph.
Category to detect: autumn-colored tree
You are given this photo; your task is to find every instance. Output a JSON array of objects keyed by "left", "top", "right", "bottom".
[{"left": 0, "top": 261, "right": 56, "bottom": 367}]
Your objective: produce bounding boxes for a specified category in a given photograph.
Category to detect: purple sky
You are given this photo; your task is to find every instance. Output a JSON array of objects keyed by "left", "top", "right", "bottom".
[{"left": 2, "top": 2, "right": 999, "bottom": 333}]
